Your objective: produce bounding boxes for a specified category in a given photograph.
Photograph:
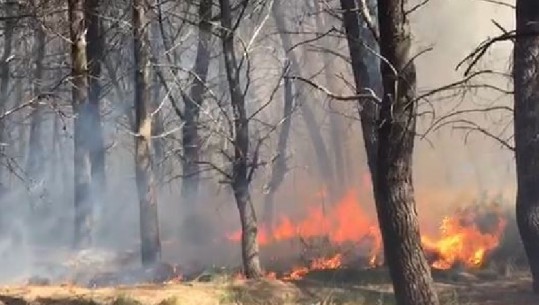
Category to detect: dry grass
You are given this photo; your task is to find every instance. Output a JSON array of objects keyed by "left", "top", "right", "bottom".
[{"left": 0, "top": 268, "right": 537, "bottom": 305}]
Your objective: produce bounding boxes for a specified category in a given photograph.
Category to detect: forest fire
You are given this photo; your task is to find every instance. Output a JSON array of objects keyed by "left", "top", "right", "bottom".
[
  {"left": 422, "top": 206, "right": 507, "bottom": 270},
  {"left": 282, "top": 254, "right": 343, "bottom": 280},
  {"left": 226, "top": 191, "right": 508, "bottom": 278}
]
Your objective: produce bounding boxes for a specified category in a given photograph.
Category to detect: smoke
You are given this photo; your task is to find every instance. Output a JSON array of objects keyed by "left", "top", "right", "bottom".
[
  {"left": 412, "top": 0, "right": 515, "bottom": 195},
  {"left": 0, "top": 0, "right": 520, "bottom": 285}
]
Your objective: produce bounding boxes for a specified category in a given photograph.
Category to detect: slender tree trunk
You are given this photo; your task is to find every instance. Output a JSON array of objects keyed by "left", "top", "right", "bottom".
[
  {"left": 68, "top": 0, "right": 93, "bottom": 248},
  {"left": 103, "top": 55, "right": 134, "bottom": 129},
  {"left": 272, "top": 0, "right": 334, "bottom": 199},
  {"left": 340, "top": 0, "right": 379, "bottom": 179},
  {"left": 26, "top": 19, "right": 45, "bottom": 182},
  {"left": 375, "top": 0, "right": 439, "bottom": 304},
  {"left": 313, "top": 0, "right": 347, "bottom": 197},
  {"left": 262, "top": 63, "right": 294, "bottom": 228},
  {"left": 0, "top": 3, "right": 15, "bottom": 190},
  {"left": 133, "top": 0, "right": 161, "bottom": 266},
  {"left": 513, "top": 0, "right": 539, "bottom": 293},
  {"left": 181, "top": 0, "right": 212, "bottom": 204},
  {"left": 220, "top": 0, "right": 263, "bottom": 278},
  {"left": 149, "top": 19, "right": 165, "bottom": 185},
  {"left": 25, "top": 12, "right": 47, "bottom": 238},
  {"left": 15, "top": 74, "right": 25, "bottom": 159},
  {"left": 85, "top": 0, "right": 106, "bottom": 212}
]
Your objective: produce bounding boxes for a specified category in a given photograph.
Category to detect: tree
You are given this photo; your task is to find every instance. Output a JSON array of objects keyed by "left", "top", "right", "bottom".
[
  {"left": 133, "top": 0, "right": 161, "bottom": 266},
  {"left": 374, "top": 0, "right": 439, "bottom": 304},
  {"left": 264, "top": 0, "right": 335, "bottom": 226},
  {"left": 26, "top": 4, "right": 46, "bottom": 184},
  {"left": 262, "top": 62, "right": 294, "bottom": 230},
  {"left": 219, "top": 0, "right": 263, "bottom": 278},
  {"left": 339, "top": 0, "right": 379, "bottom": 181},
  {"left": 25, "top": 1, "right": 48, "bottom": 238},
  {"left": 313, "top": 0, "right": 347, "bottom": 197},
  {"left": 0, "top": 1, "right": 16, "bottom": 195},
  {"left": 85, "top": 0, "right": 107, "bottom": 209},
  {"left": 68, "top": 0, "right": 93, "bottom": 248},
  {"left": 181, "top": 0, "right": 213, "bottom": 205},
  {"left": 513, "top": 0, "right": 539, "bottom": 293}
]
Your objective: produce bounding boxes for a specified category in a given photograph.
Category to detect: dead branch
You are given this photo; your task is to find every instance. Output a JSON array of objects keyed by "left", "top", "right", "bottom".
[
  {"left": 478, "top": 0, "right": 515, "bottom": 9},
  {"left": 457, "top": 31, "right": 516, "bottom": 75},
  {"left": 436, "top": 118, "right": 514, "bottom": 151},
  {"left": 287, "top": 75, "right": 382, "bottom": 104},
  {"left": 422, "top": 106, "right": 512, "bottom": 138},
  {"left": 415, "top": 70, "right": 495, "bottom": 102}
]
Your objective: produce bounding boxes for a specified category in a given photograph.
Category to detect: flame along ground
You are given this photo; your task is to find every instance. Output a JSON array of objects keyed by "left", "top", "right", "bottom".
[{"left": 226, "top": 190, "right": 507, "bottom": 280}]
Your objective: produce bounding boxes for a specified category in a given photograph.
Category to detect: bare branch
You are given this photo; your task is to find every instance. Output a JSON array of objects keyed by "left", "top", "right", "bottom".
[{"left": 288, "top": 75, "right": 382, "bottom": 104}]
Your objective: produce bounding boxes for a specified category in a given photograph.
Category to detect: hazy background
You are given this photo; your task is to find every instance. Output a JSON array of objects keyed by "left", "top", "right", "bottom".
[{"left": 0, "top": 0, "right": 518, "bottom": 283}]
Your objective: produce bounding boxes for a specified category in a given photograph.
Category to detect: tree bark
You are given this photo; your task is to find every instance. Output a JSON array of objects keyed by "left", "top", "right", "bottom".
[
  {"left": 133, "top": 0, "right": 161, "bottom": 266},
  {"left": 339, "top": 0, "right": 379, "bottom": 179},
  {"left": 375, "top": 0, "right": 439, "bottom": 304},
  {"left": 149, "top": 18, "right": 165, "bottom": 185},
  {"left": 68, "top": 0, "right": 93, "bottom": 248},
  {"left": 219, "top": 0, "right": 263, "bottom": 279},
  {"left": 513, "top": 0, "right": 539, "bottom": 293},
  {"left": 85, "top": 0, "right": 107, "bottom": 222},
  {"left": 181, "top": 0, "right": 212, "bottom": 204}
]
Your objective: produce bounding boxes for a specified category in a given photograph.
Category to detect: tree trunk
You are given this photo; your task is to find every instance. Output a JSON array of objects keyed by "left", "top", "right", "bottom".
[
  {"left": 133, "top": 0, "right": 161, "bottom": 266},
  {"left": 374, "top": 0, "right": 439, "bottom": 304},
  {"left": 271, "top": 0, "right": 334, "bottom": 200},
  {"left": 0, "top": 2, "right": 15, "bottom": 191},
  {"left": 219, "top": 0, "right": 263, "bottom": 279},
  {"left": 181, "top": 0, "right": 212, "bottom": 204},
  {"left": 149, "top": 19, "right": 165, "bottom": 185},
  {"left": 339, "top": 0, "right": 379, "bottom": 179},
  {"left": 262, "top": 64, "right": 294, "bottom": 229},
  {"left": 313, "top": 0, "right": 347, "bottom": 197},
  {"left": 85, "top": 0, "right": 107, "bottom": 223},
  {"left": 68, "top": 0, "right": 93, "bottom": 248},
  {"left": 513, "top": 0, "right": 539, "bottom": 293},
  {"left": 26, "top": 17, "right": 45, "bottom": 184}
]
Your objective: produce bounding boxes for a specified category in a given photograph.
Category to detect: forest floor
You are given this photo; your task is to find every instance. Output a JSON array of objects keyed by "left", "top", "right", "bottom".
[{"left": 0, "top": 267, "right": 536, "bottom": 305}]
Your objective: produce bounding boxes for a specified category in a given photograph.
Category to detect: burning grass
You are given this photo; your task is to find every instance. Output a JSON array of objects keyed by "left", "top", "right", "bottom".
[
  {"left": 227, "top": 190, "right": 512, "bottom": 281},
  {"left": 1, "top": 192, "right": 532, "bottom": 304}
]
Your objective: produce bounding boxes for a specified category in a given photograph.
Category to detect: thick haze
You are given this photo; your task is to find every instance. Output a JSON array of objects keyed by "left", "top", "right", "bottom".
[{"left": 0, "top": 0, "right": 518, "bottom": 283}]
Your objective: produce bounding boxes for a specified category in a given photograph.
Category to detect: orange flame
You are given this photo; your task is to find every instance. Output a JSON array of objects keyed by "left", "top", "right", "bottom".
[
  {"left": 226, "top": 189, "right": 507, "bottom": 275},
  {"left": 282, "top": 254, "right": 343, "bottom": 280},
  {"left": 226, "top": 191, "right": 381, "bottom": 265},
  {"left": 422, "top": 209, "right": 507, "bottom": 270}
]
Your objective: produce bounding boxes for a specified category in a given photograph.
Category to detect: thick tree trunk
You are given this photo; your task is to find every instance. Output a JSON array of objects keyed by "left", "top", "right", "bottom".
[
  {"left": 85, "top": 0, "right": 107, "bottom": 222},
  {"left": 133, "top": 0, "right": 161, "bottom": 266},
  {"left": 271, "top": 0, "right": 334, "bottom": 200},
  {"left": 68, "top": 0, "right": 93, "bottom": 248},
  {"left": 375, "top": 0, "right": 439, "bottom": 304},
  {"left": 262, "top": 66, "right": 294, "bottom": 228},
  {"left": 181, "top": 0, "right": 212, "bottom": 204},
  {"left": 219, "top": 0, "right": 263, "bottom": 279},
  {"left": 340, "top": 0, "right": 379, "bottom": 179},
  {"left": 513, "top": 0, "right": 539, "bottom": 293}
]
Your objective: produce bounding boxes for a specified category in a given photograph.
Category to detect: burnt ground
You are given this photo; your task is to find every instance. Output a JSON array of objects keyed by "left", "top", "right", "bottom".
[{"left": 0, "top": 268, "right": 537, "bottom": 305}]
